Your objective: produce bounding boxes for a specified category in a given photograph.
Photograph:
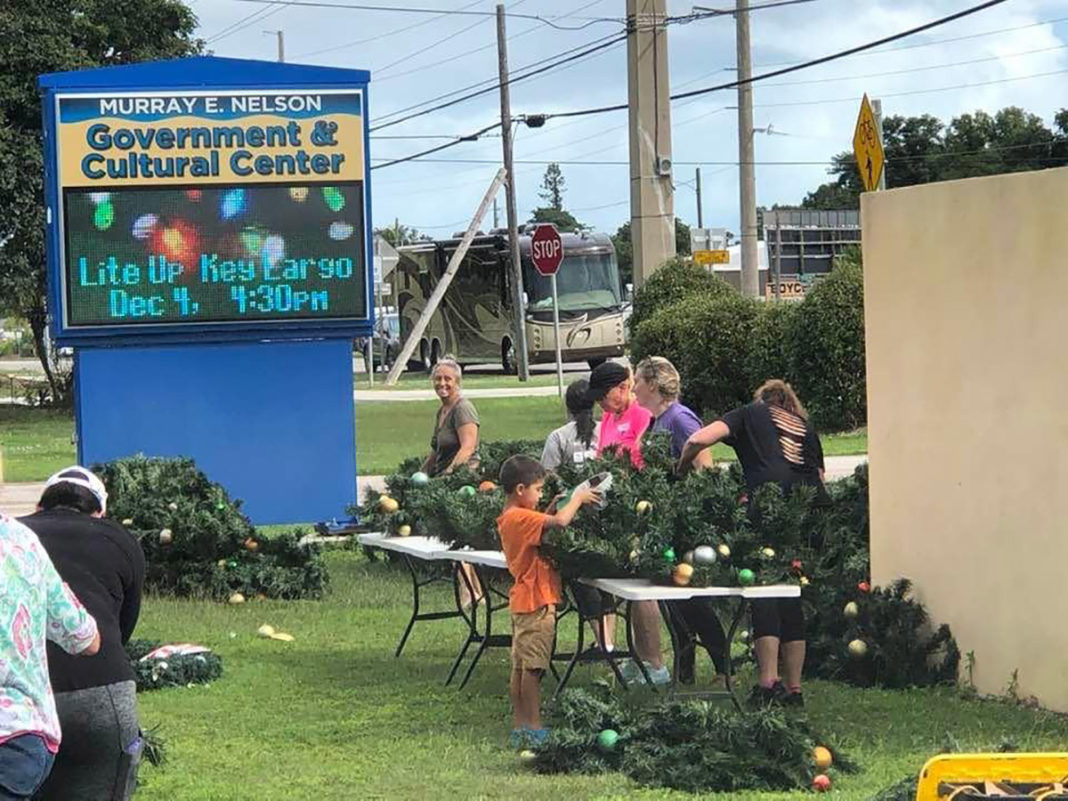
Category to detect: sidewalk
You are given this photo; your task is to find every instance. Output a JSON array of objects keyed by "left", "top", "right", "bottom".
[
  {"left": 1, "top": 456, "right": 866, "bottom": 519},
  {"left": 355, "top": 385, "right": 562, "bottom": 402}
]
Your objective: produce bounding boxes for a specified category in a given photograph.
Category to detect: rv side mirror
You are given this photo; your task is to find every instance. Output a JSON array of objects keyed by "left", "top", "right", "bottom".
[
  {"left": 522, "top": 291, "right": 529, "bottom": 306},
  {"left": 624, "top": 283, "right": 634, "bottom": 303}
]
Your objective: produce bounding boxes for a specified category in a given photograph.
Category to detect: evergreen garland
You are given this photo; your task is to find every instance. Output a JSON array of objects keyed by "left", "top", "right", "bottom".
[
  {"left": 125, "top": 639, "right": 223, "bottom": 691},
  {"left": 95, "top": 456, "right": 328, "bottom": 600},
  {"left": 364, "top": 441, "right": 959, "bottom": 689},
  {"left": 533, "top": 685, "right": 856, "bottom": 793}
]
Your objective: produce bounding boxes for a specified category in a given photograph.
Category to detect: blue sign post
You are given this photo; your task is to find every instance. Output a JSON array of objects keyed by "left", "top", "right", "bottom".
[{"left": 38, "top": 57, "right": 373, "bottom": 523}]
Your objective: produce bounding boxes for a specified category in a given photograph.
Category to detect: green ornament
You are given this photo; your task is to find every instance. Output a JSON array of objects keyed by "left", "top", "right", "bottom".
[
  {"left": 227, "top": 560, "right": 238, "bottom": 570},
  {"left": 410, "top": 471, "right": 430, "bottom": 487},
  {"left": 737, "top": 568, "right": 756, "bottom": 586},
  {"left": 596, "top": 729, "right": 619, "bottom": 751},
  {"left": 662, "top": 547, "right": 676, "bottom": 562},
  {"left": 215, "top": 502, "right": 226, "bottom": 510},
  {"left": 458, "top": 485, "right": 476, "bottom": 498}
]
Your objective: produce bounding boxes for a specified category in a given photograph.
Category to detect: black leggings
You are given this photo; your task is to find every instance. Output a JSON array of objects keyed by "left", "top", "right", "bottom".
[
  {"left": 669, "top": 599, "right": 728, "bottom": 675},
  {"left": 750, "top": 597, "right": 805, "bottom": 643}
]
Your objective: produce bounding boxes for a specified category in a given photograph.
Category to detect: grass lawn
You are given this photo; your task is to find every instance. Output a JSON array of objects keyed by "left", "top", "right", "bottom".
[
  {"left": 130, "top": 549, "right": 1068, "bottom": 800},
  {"left": 0, "top": 406, "right": 77, "bottom": 482},
  {"left": 1, "top": 403, "right": 868, "bottom": 482},
  {"left": 357, "top": 371, "right": 568, "bottom": 391}
]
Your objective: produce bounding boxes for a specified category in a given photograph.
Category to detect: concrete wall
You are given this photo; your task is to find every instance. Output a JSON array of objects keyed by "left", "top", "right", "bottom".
[{"left": 862, "top": 166, "right": 1068, "bottom": 712}]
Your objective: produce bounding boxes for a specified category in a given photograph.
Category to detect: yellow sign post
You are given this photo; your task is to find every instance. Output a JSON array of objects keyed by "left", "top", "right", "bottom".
[
  {"left": 853, "top": 94, "right": 884, "bottom": 192},
  {"left": 694, "top": 249, "right": 729, "bottom": 265}
]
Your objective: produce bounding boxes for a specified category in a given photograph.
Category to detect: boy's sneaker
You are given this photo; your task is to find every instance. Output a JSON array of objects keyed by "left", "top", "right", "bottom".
[
  {"left": 508, "top": 728, "right": 529, "bottom": 749},
  {"left": 647, "top": 665, "right": 672, "bottom": 686},
  {"left": 617, "top": 659, "right": 646, "bottom": 684},
  {"left": 527, "top": 728, "right": 551, "bottom": 746}
]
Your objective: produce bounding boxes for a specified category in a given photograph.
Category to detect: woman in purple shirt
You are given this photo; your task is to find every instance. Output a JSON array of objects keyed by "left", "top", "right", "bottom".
[{"left": 633, "top": 357, "right": 725, "bottom": 685}]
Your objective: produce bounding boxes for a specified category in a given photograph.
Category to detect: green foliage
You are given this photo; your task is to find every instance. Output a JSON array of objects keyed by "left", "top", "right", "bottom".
[
  {"left": 611, "top": 220, "right": 696, "bottom": 287},
  {"left": 0, "top": 0, "right": 201, "bottom": 396},
  {"left": 95, "top": 456, "right": 328, "bottom": 600},
  {"left": 126, "top": 639, "right": 223, "bottom": 691},
  {"left": 626, "top": 256, "right": 734, "bottom": 336},
  {"left": 745, "top": 300, "right": 797, "bottom": 391},
  {"left": 528, "top": 207, "right": 587, "bottom": 233},
  {"left": 357, "top": 439, "right": 544, "bottom": 549},
  {"left": 539, "top": 162, "right": 566, "bottom": 210},
  {"left": 801, "top": 107, "right": 1068, "bottom": 209},
  {"left": 787, "top": 255, "right": 866, "bottom": 431},
  {"left": 630, "top": 289, "right": 760, "bottom": 420},
  {"left": 534, "top": 686, "right": 853, "bottom": 793}
]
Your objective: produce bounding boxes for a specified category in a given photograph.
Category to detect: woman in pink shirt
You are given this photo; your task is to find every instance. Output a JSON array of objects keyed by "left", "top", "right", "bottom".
[
  {"left": 586, "top": 362, "right": 652, "bottom": 470},
  {"left": 583, "top": 362, "right": 668, "bottom": 684}
]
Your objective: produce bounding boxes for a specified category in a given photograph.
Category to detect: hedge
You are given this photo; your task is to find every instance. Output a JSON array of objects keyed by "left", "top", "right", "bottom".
[{"left": 627, "top": 252, "right": 866, "bottom": 432}]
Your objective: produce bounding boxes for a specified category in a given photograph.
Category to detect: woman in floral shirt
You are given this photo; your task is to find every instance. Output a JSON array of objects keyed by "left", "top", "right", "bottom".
[{"left": 0, "top": 514, "right": 99, "bottom": 800}]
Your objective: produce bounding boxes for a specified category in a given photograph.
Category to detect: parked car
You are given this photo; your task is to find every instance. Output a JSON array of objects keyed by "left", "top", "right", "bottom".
[{"left": 358, "top": 312, "right": 401, "bottom": 372}]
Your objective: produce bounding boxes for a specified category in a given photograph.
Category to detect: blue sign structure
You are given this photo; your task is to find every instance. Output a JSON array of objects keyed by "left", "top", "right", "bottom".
[{"left": 39, "top": 57, "right": 372, "bottom": 523}]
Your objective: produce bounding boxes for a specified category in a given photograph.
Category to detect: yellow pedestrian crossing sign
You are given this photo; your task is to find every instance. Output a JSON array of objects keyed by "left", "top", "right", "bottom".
[{"left": 853, "top": 94, "right": 884, "bottom": 192}]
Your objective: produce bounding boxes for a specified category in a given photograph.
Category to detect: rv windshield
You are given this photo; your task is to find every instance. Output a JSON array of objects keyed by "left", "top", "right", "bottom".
[{"left": 525, "top": 252, "right": 622, "bottom": 314}]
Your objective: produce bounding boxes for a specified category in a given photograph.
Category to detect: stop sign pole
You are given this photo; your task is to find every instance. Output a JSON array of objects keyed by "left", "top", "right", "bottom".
[{"left": 531, "top": 224, "right": 565, "bottom": 399}]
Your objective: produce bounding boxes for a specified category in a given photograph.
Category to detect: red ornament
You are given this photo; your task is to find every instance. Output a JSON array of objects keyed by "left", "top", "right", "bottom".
[
  {"left": 737, "top": 493, "right": 749, "bottom": 506},
  {"left": 790, "top": 558, "right": 803, "bottom": 574},
  {"left": 857, "top": 581, "right": 871, "bottom": 593},
  {"left": 812, "top": 774, "right": 832, "bottom": 792}
]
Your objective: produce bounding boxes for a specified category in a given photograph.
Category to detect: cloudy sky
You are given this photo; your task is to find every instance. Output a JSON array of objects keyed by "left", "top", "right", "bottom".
[{"left": 191, "top": 0, "right": 1068, "bottom": 237}]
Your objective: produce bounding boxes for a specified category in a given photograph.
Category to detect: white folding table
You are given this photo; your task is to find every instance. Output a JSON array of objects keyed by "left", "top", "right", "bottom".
[{"left": 577, "top": 578, "right": 801, "bottom": 709}]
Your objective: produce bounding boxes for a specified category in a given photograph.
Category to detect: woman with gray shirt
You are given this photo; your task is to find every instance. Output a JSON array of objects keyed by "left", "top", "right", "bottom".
[{"left": 540, "top": 380, "right": 599, "bottom": 471}]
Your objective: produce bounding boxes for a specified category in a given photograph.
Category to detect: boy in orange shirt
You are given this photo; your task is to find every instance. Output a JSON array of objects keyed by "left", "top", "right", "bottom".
[{"left": 497, "top": 454, "right": 600, "bottom": 748}]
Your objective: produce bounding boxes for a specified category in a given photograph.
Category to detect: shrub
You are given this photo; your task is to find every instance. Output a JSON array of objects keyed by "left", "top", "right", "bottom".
[
  {"left": 95, "top": 456, "right": 328, "bottom": 600},
  {"left": 787, "top": 258, "right": 866, "bottom": 431},
  {"left": 629, "top": 290, "right": 761, "bottom": 420},
  {"left": 627, "top": 257, "right": 734, "bottom": 336},
  {"left": 745, "top": 300, "right": 796, "bottom": 390}
]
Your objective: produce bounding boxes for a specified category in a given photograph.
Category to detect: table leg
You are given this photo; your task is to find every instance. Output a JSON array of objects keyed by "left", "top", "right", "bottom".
[
  {"left": 658, "top": 599, "right": 682, "bottom": 694},
  {"left": 445, "top": 562, "right": 484, "bottom": 685},
  {"left": 722, "top": 598, "right": 747, "bottom": 712},
  {"left": 457, "top": 565, "right": 512, "bottom": 690},
  {"left": 395, "top": 554, "right": 424, "bottom": 658}
]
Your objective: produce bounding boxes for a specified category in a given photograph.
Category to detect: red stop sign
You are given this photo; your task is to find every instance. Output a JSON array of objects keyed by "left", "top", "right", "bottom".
[{"left": 530, "top": 224, "right": 564, "bottom": 277}]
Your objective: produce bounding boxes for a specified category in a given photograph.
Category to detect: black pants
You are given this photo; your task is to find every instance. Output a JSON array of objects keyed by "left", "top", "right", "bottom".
[
  {"left": 669, "top": 599, "right": 729, "bottom": 676},
  {"left": 750, "top": 597, "right": 805, "bottom": 642}
]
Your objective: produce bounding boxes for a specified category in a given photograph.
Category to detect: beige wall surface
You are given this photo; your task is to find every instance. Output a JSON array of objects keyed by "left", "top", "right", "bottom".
[{"left": 863, "top": 166, "right": 1068, "bottom": 712}]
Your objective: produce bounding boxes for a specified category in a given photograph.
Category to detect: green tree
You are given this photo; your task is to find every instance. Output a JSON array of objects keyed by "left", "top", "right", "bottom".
[
  {"left": 528, "top": 206, "right": 586, "bottom": 233},
  {"left": 612, "top": 218, "right": 693, "bottom": 287},
  {"left": 801, "top": 107, "right": 1068, "bottom": 210},
  {"left": 377, "top": 220, "right": 427, "bottom": 247},
  {"left": 0, "top": 0, "right": 201, "bottom": 398},
  {"left": 539, "top": 162, "right": 566, "bottom": 210}
]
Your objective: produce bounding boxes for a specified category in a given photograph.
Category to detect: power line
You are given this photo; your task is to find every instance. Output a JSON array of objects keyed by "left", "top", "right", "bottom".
[
  {"left": 371, "top": 121, "right": 502, "bottom": 169},
  {"left": 370, "top": 32, "right": 627, "bottom": 131},
  {"left": 292, "top": 0, "right": 484, "bottom": 59},
  {"left": 748, "top": 14, "right": 1068, "bottom": 70},
  {"left": 206, "top": 3, "right": 290, "bottom": 43},
  {"left": 746, "top": 68, "right": 1068, "bottom": 108},
  {"left": 545, "top": 0, "right": 1011, "bottom": 121},
  {"left": 372, "top": 29, "right": 622, "bottom": 121},
  {"left": 230, "top": 0, "right": 622, "bottom": 30},
  {"left": 371, "top": 0, "right": 610, "bottom": 83}
]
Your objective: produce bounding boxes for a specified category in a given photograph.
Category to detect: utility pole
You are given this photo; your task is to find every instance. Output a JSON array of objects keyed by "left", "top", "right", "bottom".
[
  {"left": 627, "top": 0, "right": 675, "bottom": 289},
  {"left": 493, "top": 197, "right": 500, "bottom": 229},
  {"left": 695, "top": 167, "right": 704, "bottom": 228},
  {"left": 872, "top": 98, "right": 886, "bottom": 191},
  {"left": 496, "top": 3, "right": 530, "bottom": 380},
  {"left": 735, "top": 0, "right": 759, "bottom": 298},
  {"left": 264, "top": 30, "right": 285, "bottom": 62}
]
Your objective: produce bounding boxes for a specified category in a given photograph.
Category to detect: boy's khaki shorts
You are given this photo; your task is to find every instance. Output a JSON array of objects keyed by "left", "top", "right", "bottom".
[{"left": 511, "top": 605, "right": 555, "bottom": 671}]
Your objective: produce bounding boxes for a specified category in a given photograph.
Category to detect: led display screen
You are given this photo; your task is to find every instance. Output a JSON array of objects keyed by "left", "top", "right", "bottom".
[{"left": 63, "top": 182, "right": 366, "bottom": 326}]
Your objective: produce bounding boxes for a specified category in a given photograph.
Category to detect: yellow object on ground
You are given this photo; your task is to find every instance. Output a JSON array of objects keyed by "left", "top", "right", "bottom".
[{"left": 916, "top": 753, "right": 1068, "bottom": 800}]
